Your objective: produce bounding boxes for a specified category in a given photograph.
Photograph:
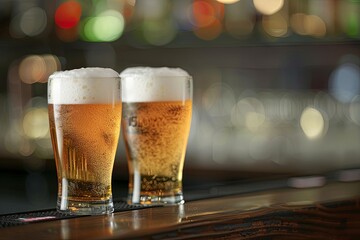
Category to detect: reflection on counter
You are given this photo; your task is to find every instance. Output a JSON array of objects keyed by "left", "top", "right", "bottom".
[{"left": 1, "top": 181, "right": 359, "bottom": 239}]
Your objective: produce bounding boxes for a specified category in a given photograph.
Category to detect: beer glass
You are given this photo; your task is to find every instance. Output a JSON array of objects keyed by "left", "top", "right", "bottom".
[
  {"left": 120, "top": 67, "right": 192, "bottom": 205},
  {"left": 48, "top": 68, "right": 121, "bottom": 215}
]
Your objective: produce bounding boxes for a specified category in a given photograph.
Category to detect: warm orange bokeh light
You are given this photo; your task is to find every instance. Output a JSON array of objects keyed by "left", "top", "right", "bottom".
[
  {"left": 192, "top": 0, "right": 224, "bottom": 40},
  {"left": 192, "top": 0, "right": 224, "bottom": 27},
  {"left": 56, "top": 25, "right": 79, "bottom": 42},
  {"left": 194, "top": 18, "right": 222, "bottom": 40},
  {"left": 193, "top": 0, "right": 216, "bottom": 27}
]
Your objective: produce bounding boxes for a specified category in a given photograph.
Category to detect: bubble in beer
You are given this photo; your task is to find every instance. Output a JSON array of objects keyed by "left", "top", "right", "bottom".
[
  {"left": 48, "top": 67, "right": 120, "bottom": 104},
  {"left": 120, "top": 67, "right": 191, "bottom": 102}
]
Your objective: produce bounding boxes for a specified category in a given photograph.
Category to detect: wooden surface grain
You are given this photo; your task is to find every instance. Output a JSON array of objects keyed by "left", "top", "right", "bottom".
[{"left": 0, "top": 181, "right": 359, "bottom": 239}]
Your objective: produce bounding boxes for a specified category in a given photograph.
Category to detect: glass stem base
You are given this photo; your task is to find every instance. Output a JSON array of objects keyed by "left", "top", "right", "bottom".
[
  {"left": 57, "top": 197, "right": 114, "bottom": 215},
  {"left": 127, "top": 193, "right": 184, "bottom": 206}
]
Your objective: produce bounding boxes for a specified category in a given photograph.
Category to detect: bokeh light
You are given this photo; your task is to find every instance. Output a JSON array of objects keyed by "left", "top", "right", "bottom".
[
  {"left": 192, "top": 0, "right": 224, "bottom": 40},
  {"left": 93, "top": 10, "right": 125, "bottom": 42},
  {"left": 8, "top": 137, "right": 35, "bottom": 157},
  {"left": 1, "top": 0, "right": 360, "bottom": 177},
  {"left": 4, "top": 95, "right": 53, "bottom": 158},
  {"left": 143, "top": 19, "right": 177, "bottom": 46},
  {"left": 10, "top": 7, "right": 47, "bottom": 38},
  {"left": 349, "top": 95, "right": 360, "bottom": 126},
  {"left": 19, "top": 55, "right": 46, "bottom": 84},
  {"left": 290, "top": 13, "right": 327, "bottom": 37},
  {"left": 304, "top": 15, "right": 326, "bottom": 37},
  {"left": 339, "top": 0, "right": 360, "bottom": 38},
  {"left": 231, "top": 97, "right": 266, "bottom": 132},
  {"left": 262, "top": 13, "right": 288, "bottom": 37},
  {"left": 192, "top": 0, "right": 217, "bottom": 27},
  {"left": 225, "top": 0, "right": 255, "bottom": 38},
  {"left": 279, "top": 93, "right": 298, "bottom": 121},
  {"left": 23, "top": 108, "right": 49, "bottom": 139},
  {"left": 290, "top": 13, "right": 307, "bottom": 35},
  {"left": 19, "top": 55, "right": 60, "bottom": 84},
  {"left": 55, "top": 0, "right": 82, "bottom": 29},
  {"left": 42, "top": 55, "right": 61, "bottom": 83},
  {"left": 314, "top": 92, "right": 336, "bottom": 120},
  {"left": 82, "top": 10, "right": 124, "bottom": 42},
  {"left": 123, "top": 0, "right": 136, "bottom": 22},
  {"left": 253, "top": 0, "right": 284, "bottom": 16},
  {"left": 56, "top": 25, "right": 79, "bottom": 42},
  {"left": 20, "top": 7, "right": 47, "bottom": 37},
  {"left": 216, "top": 0, "right": 240, "bottom": 4},
  {"left": 194, "top": 18, "right": 222, "bottom": 40},
  {"left": 300, "top": 107, "right": 326, "bottom": 139},
  {"left": 329, "top": 63, "right": 360, "bottom": 103}
]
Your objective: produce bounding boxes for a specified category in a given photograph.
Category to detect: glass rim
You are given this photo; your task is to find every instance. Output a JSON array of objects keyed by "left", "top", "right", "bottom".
[
  {"left": 48, "top": 76, "right": 121, "bottom": 81},
  {"left": 120, "top": 75, "right": 192, "bottom": 80}
]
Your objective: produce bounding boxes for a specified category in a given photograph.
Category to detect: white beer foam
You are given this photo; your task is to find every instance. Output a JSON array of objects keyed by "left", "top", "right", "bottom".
[
  {"left": 48, "top": 68, "right": 120, "bottom": 104},
  {"left": 51, "top": 67, "right": 119, "bottom": 78},
  {"left": 120, "top": 67, "right": 191, "bottom": 102}
]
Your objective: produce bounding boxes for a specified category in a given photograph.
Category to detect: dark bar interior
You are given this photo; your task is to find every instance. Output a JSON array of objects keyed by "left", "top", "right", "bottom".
[{"left": 0, "top": 0, "right": 359, "bottom": 238}]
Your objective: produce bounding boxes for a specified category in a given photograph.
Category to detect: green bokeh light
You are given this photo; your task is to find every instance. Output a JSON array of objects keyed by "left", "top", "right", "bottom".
[
  {"left": 143, "top": 19, "right": 177, "bottom": 46},
  {"left": 346, "top": 14, "right": 360, "bottom": 37},
  {"left": 82, "top": 10, "right": 125, "bottom": 42}
]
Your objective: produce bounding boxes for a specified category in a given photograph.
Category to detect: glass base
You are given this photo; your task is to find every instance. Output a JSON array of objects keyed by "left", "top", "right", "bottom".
[
  {"left": 57, "top": 197, "right": 114, "bottom": 215},
  {"left": 128, "top": 193, "right": 184, "bottom": 206}
]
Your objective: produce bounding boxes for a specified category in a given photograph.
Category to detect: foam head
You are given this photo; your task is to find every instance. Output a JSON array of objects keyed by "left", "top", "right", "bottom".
[
  {"left": 48, "top": 67, "right": 120, "bottom": 104},
  {"left": 120, "top": 67, "right": 192, "bottom": 102}
]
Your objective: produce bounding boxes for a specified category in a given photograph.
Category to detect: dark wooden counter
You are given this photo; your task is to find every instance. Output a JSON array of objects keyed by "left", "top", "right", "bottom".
[{"left": 0, "top": 181, "right": 359, "bottom": 239}]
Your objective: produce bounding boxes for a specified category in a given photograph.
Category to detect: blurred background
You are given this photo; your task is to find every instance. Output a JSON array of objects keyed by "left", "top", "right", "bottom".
[{"left": 0, "top": 0, "right": 360, "bottom": 214}]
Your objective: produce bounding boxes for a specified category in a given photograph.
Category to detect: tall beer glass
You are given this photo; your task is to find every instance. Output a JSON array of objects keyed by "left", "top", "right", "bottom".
[
  {"left": 120, "top": 67, "right": 192, "bottom": 205},
  {"left": 48, "top": 68, "right": 121, "bottom": 215}
]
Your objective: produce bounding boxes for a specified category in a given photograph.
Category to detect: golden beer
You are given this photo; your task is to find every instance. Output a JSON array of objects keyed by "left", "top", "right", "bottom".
[
  {"left": 48, "top": 68, "right": 121, "bottom": 215},
  {"left": 49, "top": 103, "right": 121, "bottom": 202},
  {"left": 123, "top": 100, "right": 192, "bottom": 204},
  {"left": 120, "top": 67, "right": 193, "bottom": 205}
]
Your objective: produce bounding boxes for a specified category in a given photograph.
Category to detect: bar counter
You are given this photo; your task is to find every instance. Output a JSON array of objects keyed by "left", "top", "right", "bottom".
[{"left": 0, "top": 178, "right": 359, "bottom": 239}]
